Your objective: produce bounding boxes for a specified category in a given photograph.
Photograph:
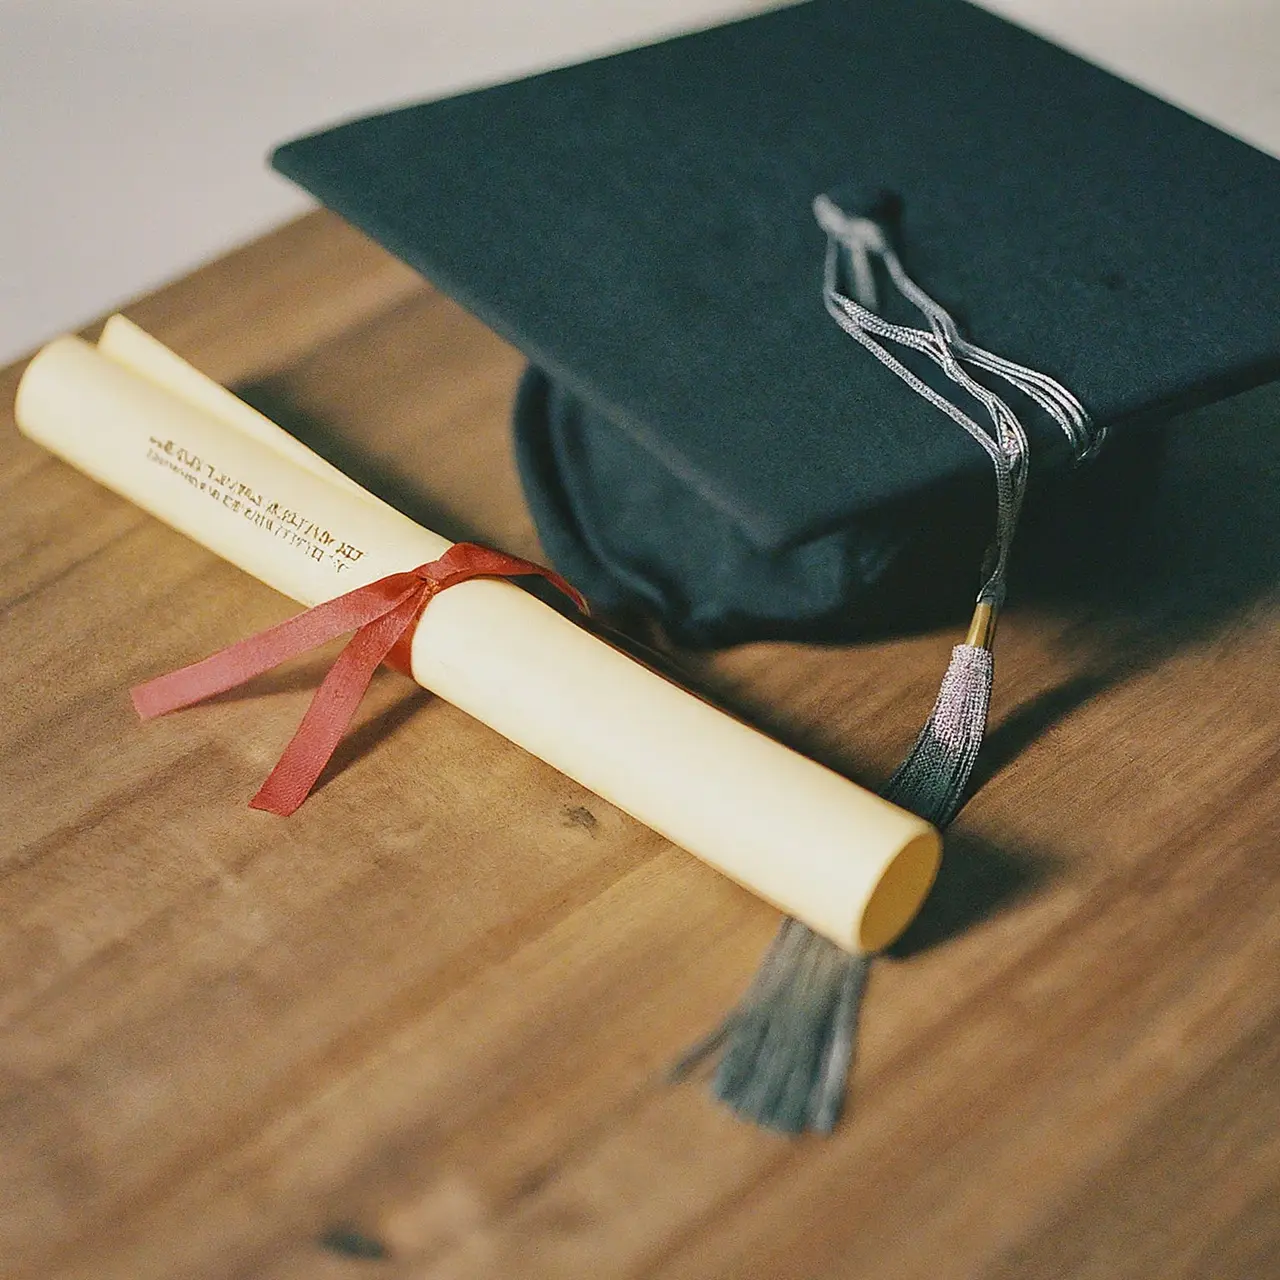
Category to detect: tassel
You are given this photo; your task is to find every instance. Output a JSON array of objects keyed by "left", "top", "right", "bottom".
[
  {"left": 674, "top": 602, "right": 996, "bottom": 1134},
  {"left": 673, "top": 193, "right": 1101, "bottom": 1132}
]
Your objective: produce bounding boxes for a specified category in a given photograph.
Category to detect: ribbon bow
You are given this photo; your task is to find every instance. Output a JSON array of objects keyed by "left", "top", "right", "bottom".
[{"left": 131, "top": 542, "right": 587, "bottom": 816}]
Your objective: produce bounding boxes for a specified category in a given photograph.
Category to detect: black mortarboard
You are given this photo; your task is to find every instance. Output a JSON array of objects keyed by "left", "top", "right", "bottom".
[
  {"left": 267, "top": 0, "right": 1280, "bottom": 1132},
  {"left": 271, "top": 0, "right": 1280, "bottom": 647}
]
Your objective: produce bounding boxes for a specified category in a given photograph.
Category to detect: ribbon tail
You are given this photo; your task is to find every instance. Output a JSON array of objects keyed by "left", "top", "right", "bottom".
[
  {"left": 249, "top": 592, "right": 425, "bottom": 816},
  {"left": 131, "top": 574, "right": 420, "bottom": 719}
]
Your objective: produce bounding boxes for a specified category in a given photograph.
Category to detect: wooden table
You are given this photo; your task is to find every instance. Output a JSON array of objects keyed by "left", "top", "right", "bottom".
[{"left": 4, "top": 212, "right": 1279, "bottom": 1280}]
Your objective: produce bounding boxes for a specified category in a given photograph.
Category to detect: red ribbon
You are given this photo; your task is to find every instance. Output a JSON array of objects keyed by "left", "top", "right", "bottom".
[{"left": 131, "top": 542, "right": 587, "bottom": 816}]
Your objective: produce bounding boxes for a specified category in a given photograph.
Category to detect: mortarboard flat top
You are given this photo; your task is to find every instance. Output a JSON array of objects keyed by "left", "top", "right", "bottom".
[{"left": 273, "top": 0, "right": 1280, "bottom": 640}]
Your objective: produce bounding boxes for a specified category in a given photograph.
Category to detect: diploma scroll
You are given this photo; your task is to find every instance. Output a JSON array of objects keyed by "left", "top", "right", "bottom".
[{"left": 15, "top": 318, "right": 941, "bottom": 952}]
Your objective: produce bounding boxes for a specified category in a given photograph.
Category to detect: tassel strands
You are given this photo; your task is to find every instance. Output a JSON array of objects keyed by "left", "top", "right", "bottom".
[{"left": 672, "top": 920, "right": 872, "bottom": 1134}]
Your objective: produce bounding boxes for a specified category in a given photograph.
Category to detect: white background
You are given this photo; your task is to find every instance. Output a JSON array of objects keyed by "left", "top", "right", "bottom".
[{"left": 2, "top": 0, "right": 1277, "bottom": 366}]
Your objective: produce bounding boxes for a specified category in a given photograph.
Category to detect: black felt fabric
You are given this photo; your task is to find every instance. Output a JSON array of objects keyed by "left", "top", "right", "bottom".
[
  {"left": 273, "top": 0, "right": 1280, "bottom": 643},
  {"left": 512, "top": 362, "right": 1002, "bottom": 642}
]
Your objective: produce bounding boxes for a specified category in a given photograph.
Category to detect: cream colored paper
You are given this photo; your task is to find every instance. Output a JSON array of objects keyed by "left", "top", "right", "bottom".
[{"left": 15, "top": 321, "right": 941, "bottom": 951}]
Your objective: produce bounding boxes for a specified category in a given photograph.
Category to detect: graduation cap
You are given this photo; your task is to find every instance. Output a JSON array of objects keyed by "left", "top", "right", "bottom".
[
  {"left": 272, "top": 0, "right": 1280, "bottom": 647},
  {"left": 270, "top": 0, "right": 1280, "bottom": 1131}
]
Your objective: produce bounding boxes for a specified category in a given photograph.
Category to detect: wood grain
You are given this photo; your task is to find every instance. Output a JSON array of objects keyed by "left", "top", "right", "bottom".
[{"left": 2, "top": 212, "right": 1278, "bottom": 1280}]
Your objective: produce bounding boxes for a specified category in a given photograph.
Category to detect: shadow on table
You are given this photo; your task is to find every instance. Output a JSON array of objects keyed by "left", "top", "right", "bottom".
[
  {"left": 889, "top": 828, "right": 1062, "bottom": 959},
  {"left": 234, "top": 380, "right": 488, "bottom": 547},
  {"left": 923, "top": 380, "right": 1280, "bottom": 945}
]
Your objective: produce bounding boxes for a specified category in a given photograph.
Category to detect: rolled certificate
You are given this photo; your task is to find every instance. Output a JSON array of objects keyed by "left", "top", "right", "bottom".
[{"left": 14, "top": 318, "right": 940, "bottom": 952}]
